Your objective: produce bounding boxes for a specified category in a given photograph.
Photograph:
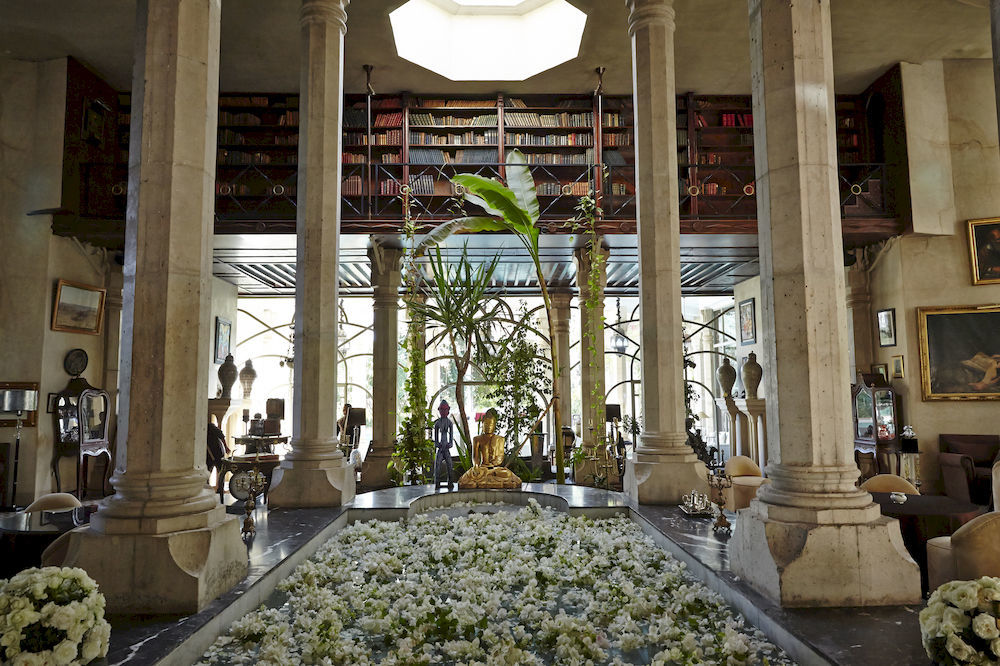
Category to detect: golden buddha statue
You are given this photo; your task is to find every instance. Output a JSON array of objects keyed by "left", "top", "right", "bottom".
[{"left": 457, "top": 409, "right": 522, "bottom": 489}]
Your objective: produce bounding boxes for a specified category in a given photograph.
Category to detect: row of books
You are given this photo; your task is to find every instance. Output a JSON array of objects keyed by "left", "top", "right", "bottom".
[
  {"left": 343, "top": 153, "right": 367, "bottom": 164},
  {"left": 507, "top": 133, "right": 592, "bottom": 146},
  {"left": 344, "top": 130, "right": 403, "bottom": 146},
  {"left": 218, "top": 129, "right": 298, "bottom": 146},
  {"left": 410, "top": 148, "right": 496, "bottom": 164},
  {"left": 409, "top": 113, "right": 497, "bottom": 126},
  {"left": 343, "top": 175, "right": 364, "bottom": 196},
  {"left": 409, "top": 130, "right": 498, "bottom": 145},
  {"left": 607, "top": 182, "right": 630, "bottom": 196},
  {"left": 506, "top": 98, "right": 590, "bottom": 110},
  {"left": 602, "top": 134, "right": 632, "bottom": 147},
  {"left": 694, "top": 112, "right": 754, "bottom": 128},
  {"left": 374, "top": 112, "right": 404, "bottom": 127},
  {"left": 602, "top": 112, "right": 629, "bottom": 127},
  {"left": 416, "top": 99, "right": 494, "bottom": 108},
  {"left": 505, "top": 112, "right": 593, "bottom": 127},
  {"left": 520, "top": 150, "right": 594, "bottom": 165},
  {"left": 218, "top": 109, "right": 300, "bottom": 127},
  {"left": 343, "top": 108, "right": 367, "bottom": 128},
  {"left": 535, "top": 181, "right": 590, "bottom": 196},
  {"left": 219, "top": 96, "right": 275, "bottom": 108},
  {"left": 217, "top": 149, "right": 296, "bottom": 166},
  {"left": 372, "top": 98, "right": 403, "bottom": 109}
]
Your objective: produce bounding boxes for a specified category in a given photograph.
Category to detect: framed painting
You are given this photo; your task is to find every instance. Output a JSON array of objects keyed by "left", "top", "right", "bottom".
[
  {"left": 871, "top": 364, "right": 888, "bottom": 381},
  {"left": 738, "top": 298, "right": 756, "bottom": 345},
  {"left": 214, "top": 316, "right": 232, "bottom": 364},
  {"left": 891, "top": 355, "right": 904, "bottom": 379},
  {"left": 51, "top": 280, "right": 106, "bottom": 335},
  {"left": 967, "top": 217, "right": 1000, "bottom": 285},
  {"left": 917, "top": 305, "right": 1000, "bottom": 401},
  {"left": 876, "top": 308, "right": 896, "bottom": 347}
]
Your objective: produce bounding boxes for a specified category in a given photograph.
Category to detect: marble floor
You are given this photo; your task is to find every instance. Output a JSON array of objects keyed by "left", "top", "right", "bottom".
[{"left": 90, "top": 484, "right": 928, "bottom": 665}]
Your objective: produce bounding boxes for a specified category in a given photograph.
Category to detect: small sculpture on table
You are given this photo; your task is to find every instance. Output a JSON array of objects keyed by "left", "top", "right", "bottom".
[
  {"left": 706, "top": 470, "right": 734, "bottom": 533},
  {"left": 457, "top": 408, "right": 521, "bottom": 489},
  {"left": 433, "top": 400, "right": 455, "bottom": 490},
  {"left": 240, "top": 466, "right": 262, "bottom": 541},
  {"left": 680, "top": 490, "right": 713, "bottom": 516}
]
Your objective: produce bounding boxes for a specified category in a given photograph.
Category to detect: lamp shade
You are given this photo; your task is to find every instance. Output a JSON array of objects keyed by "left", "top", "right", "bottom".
[{"left": 0, "top": 388, "right": 38, "bottom": 412}]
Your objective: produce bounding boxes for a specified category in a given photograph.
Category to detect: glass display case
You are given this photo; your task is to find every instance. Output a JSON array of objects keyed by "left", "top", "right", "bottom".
[
  {"left": 852, "top": 371, "right": 901, "bottom": 478},
  {"left": 52, "top": 377, "right": 111, "bottom": 498}
]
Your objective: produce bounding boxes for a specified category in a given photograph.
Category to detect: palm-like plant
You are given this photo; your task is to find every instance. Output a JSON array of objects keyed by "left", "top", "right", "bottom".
[
  {"left": 418, "top": 149, "right": 569, "bottom": 482},
  {"left": 409, "top": 246, "right": 503, "bottom": 451}
]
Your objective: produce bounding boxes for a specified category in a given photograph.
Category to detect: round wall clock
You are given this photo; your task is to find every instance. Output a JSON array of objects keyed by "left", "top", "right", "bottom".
[{"left": 64, "top": 348, "right": 89, "bottom": 376}]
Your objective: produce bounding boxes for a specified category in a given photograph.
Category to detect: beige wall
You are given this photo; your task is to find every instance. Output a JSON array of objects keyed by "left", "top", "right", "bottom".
[
  {"left": 868, "top": 59, "right": 1000, "bottom": 489},
  {"left": 733, "top": 276, "right": 765, "bottom": 398},
  {"left": 0, "top": 57, "right": 111, "bottom": 503},
  {"left": 207, "top": 276, "right": 238, "bottom": 397}
]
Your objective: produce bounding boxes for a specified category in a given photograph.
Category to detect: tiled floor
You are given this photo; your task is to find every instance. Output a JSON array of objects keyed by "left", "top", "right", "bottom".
[{"left": 83, "top": 485, "right": 928, "bottom": 665}]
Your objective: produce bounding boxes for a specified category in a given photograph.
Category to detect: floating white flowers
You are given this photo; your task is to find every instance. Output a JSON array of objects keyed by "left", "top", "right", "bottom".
[{"left": 200, "top": 501, "right": 790, "bottom": 665}]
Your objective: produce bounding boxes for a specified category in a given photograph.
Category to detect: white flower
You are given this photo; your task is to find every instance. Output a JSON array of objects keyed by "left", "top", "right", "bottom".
[
  {"left": 945, "top": 580, "right": 982, "bottom": 611},
  {"left": 973, "top": 612, "right": 1000, "bottom": 640},
  {"left": 52, "top": 639, "right": 78, "bottom": 665},
  {"left": 946, "top": 633, "right": 978, "bottom": 661},
  {"left": 941, "top": 606, "right": 973, "bottom": 635}
]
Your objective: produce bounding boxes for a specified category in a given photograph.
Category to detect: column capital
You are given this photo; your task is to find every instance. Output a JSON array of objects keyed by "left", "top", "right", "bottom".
[
  {"left": 300, "top": 0, "right": 349, "bottom": 32},
  {"left": 549, "top": 290, "right": 574, "bottom": 310},
  {"left": 626, "top": 0, "right": 675, "bottom": 36}
]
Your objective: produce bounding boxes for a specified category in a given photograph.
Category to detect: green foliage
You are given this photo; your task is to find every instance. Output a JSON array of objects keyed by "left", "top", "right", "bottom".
[{"left": 482, "top": 305, "right": 552, "bottom": 455}]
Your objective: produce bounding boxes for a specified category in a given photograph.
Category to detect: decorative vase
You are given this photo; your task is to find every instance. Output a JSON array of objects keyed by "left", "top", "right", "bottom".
[
  {"left": 716, "top": 357, "right": 737, "bottom": 398},
  {"left": 239, "top": 360, "right": 257, "bottom": 400},
  {"left": 218, "top": 354, "right": 238, "bottom": 399},
  {"left": 742, "top": 352, "right": 763, "bottom": 399}
]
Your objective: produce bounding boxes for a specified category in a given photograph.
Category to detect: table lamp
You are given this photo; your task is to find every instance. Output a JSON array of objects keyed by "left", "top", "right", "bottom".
[{"left": 1, "top": 387, "right": 39, "bottom": 511}]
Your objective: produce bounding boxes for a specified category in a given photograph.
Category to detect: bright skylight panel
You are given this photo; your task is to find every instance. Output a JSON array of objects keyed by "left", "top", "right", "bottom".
[{"left": 389, "top": 0, "right": 587, "bottom": 81}]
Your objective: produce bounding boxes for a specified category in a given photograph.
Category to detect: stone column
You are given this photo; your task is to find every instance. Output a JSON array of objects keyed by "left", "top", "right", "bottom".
[
  {"left": 43, "top": 0, "right": 247, "bottom": 614},
  {"left": 846, "top": 265, "right": 873, "bottom": 374},
  {"left": 267, "top": 0, "right": 355, "bottom": 507},
  {"left": 361, "top": 242, "right": 402, "bottom": 491},
  {"left": 730, "top": 0, "right": 919, "bottom": 607},
  {"left": 623, "top": 0, "right": 707, "bottom": 503},
  {"left": 102, "top": 265, "right": 123, "bottom": 446},
  {"left": 549, "top": 291, "right": 574, "bottom": 454},
  {"left": 574, "top": 244, "right": 609, "bottom": 449}
]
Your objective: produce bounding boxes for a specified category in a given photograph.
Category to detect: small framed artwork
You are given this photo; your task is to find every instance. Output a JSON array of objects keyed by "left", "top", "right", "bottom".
[
  {"left": 738, "top": 298, "right": 756, "bottom": 345},
  {"left": 52, "top": 279, "right": 106, "bottom": 335},
  {"left": 876, "top": 308, "right": 896, "bottom": 347},
  {"left": 214, "top": 316, "right": 232, "bottom": 364},
  {"left": 917, "top": 305, "right": 1000, "bottom": 401},
  {"left": 46, "top": 393, "right": 59, "bottom": 414},
  {"left": 81, "top": 98, "right": 110, "bottom": 147},
  {"left": 871, "top": 364, "right": 888, "bottom": 381},
  {"left": 967, "top": 217, "right": 1000, "bottom": 285},
  {"left": 891, "top": 355, "right": 904, "bottom": 379}
]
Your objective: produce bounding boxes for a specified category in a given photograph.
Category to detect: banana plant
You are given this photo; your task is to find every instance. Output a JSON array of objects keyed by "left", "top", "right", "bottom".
[{"left": 417, "top": 149, "right": 569, "bottom": 482}]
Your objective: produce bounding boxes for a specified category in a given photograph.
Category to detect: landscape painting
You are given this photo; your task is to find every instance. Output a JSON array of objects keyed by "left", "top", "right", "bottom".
[{"left": 52, "top": 280, "right": 106, "bottom": 335}]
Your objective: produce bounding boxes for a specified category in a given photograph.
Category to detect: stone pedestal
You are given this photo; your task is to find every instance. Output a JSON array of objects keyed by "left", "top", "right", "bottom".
[
  {"left": 42, "top": 0, "right": 247, "bottom": 614},
  {"left": 733, "top": 397, "right": 767, "bottom": 469},
  {"left": 268, "top": 0, "right": 355, "bottom": 508},
  {"left": 730, "top": 0, "right": 920, "bottom": 606},
  {"left": 362, "top": 242, "right": 403, "bottom": 491},
  {"left": 715, "top": 395, "right": 747, "bottom": 458},
  {"left": 625, "top": 0, "right": 707, "bottom": 504}
]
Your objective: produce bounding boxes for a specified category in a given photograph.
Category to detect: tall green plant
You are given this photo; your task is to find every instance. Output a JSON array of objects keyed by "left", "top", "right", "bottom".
[
  {"left": 418, "top": 150, "right": 570, "bottom": 482},
  {"left": 409, "top": 246, "right": 502, "bottom": 450}
]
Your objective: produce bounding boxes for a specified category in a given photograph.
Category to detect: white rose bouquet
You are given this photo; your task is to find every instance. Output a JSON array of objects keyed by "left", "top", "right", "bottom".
[
  {"left": 920, "top": 577, "right": 1000, "bottom": 665},
  {"left": 0, "top": 566, "right": 111, "bottom": 666}
]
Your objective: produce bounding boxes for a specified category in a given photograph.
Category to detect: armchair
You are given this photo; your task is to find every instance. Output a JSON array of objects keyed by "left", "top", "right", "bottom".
[
  {"left": 939, "top": 434, "right": 1000, "bottom": 506},
  {"left": 723, "top": 455, "right": 770, "bottom": 510}
]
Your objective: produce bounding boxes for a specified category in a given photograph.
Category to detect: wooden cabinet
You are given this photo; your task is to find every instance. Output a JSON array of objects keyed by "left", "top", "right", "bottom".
[
  {"left": 52, "top": 377, "right": 111, "bottom": 498},
  {"left": 852, "top": 371, "right": 901, "bottom": 478}
]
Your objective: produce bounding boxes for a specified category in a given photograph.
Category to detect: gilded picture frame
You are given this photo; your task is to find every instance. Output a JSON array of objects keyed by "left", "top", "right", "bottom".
[
  {"left": 917, "top": 305, "right": 1000, "bottom": 401},
  {"left": 738, "top": 298, "right": 756, "bottom": 345},
  {"left": 51, "top": 279, "right": 106, "bottom": 335},
  {"left": 967, "top": 217, "right": 1000, "bottom": 285}
]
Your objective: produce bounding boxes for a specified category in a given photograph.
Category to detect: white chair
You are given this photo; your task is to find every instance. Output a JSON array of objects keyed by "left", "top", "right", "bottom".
[{"left": 23, "top": 493, "right": 82, "bottom": 513}]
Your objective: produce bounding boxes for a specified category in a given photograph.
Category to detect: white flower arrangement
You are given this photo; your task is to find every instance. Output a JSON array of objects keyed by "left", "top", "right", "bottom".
[
  {"left": 200, "top": 500, "right": 789, "bottom": 665},
  {"left": 920, "top": 577, "right": 1000, "bottom": 664},
  {"left": 0, "top": 566, "right": 111, "bottom": 666}
]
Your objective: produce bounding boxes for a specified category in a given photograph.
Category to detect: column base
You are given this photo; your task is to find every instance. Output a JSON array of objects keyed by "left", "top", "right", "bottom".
[
  {"left": 42, "top": 506, "right": 246, "bottom": 614},
  {"left": 624, "top": 451, "right": 708, "bottom": 504},
  {"left": 731, "top": 498, "right": 921, "bottom": 607},
  {"left": 360, "top": 446, "right": 393, "bottom": 492},
  {"left": 267, "top": 456, "right": 356, "bottom": 507}
]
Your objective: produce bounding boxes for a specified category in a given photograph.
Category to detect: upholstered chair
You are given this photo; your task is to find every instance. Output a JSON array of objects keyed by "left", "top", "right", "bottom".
[
  {"left": 927, "top": 459, "right": 1000, "bottom": 591},
  {"left": 723, "top": 455, "right": 770, "bottom": 511},
  {"left": 859, "top": 474, "right": 919, "bottom": 494},
  {"left": 938, "top": 434, "right": 1000, "bottom": 506}
]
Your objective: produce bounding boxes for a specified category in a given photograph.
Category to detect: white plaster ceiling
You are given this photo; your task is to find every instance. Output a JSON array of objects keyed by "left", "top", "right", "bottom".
[{"left": 0, "top": 0, "right": 990, "bottom": 95}]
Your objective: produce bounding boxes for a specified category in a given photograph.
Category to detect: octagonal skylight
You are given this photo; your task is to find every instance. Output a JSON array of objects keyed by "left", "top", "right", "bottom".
[{"left": 389, "top": 0, "right": 587, "bottom": 81}]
